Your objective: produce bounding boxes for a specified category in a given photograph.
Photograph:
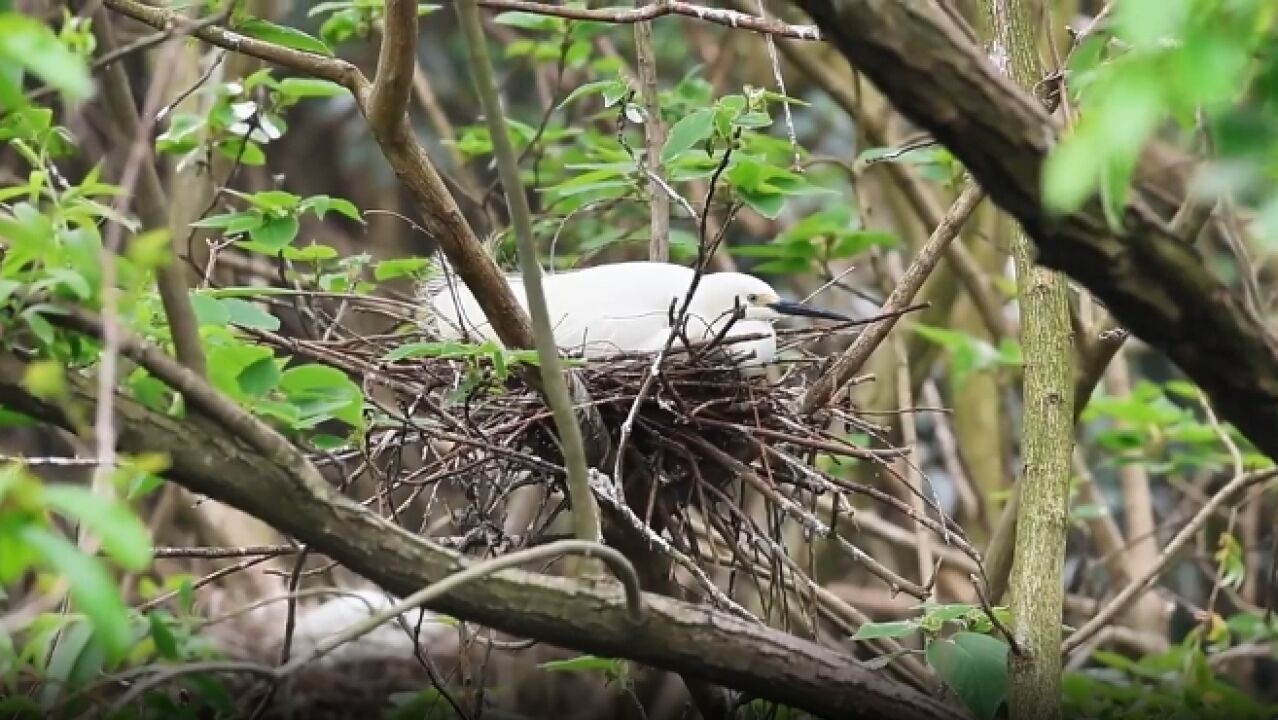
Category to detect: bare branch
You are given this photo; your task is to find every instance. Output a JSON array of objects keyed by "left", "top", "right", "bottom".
[
  {"left": 455, "top": 0, "right": 603, "bottom": 550},
  {"left": 367, "top": 0, "right": 417, "bottom": 135},
  {"left": 633, "top": 4, "right": 671, "bottom": 262},
  {"left": 1062, "top": 468, "right": 1278, "bottom": 656},
  {"left": 477, "top": 0, "right": 823, "bottom": 40},
  {"left": 801, "top": 183, "right": 986, "bottom": 413}
]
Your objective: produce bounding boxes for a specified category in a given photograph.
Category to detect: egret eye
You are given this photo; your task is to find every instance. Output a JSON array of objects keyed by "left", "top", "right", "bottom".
[{"left": 746, "top": 293, "right": 758, "bottom": 303}]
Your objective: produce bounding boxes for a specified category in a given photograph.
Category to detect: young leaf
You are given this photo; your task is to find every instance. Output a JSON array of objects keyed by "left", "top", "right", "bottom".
[
  {"left": 19, "top": 526, "right": 133, "bottom": 662},
  {"left": 926, "top": 632, "right": 1009, "bottom": 720},
  {"left": 851, "top": 621, "right": 919, "bottom": 641},
  {"left": 278, "top": 77, "right": 348, "bottom": 99},
  {"left": 238, "top": 356, "right": 282, "bottom": 397},
  {"left": 661, "top": 109, "right": 714, "bottom": 163},
  {"left": 0, "top": 14, "right": 93, "bottom": 103},
  {"left": 237, "top": 18, "right": 334, "bottom": 57},
  {"left": 40, "top": 484, "right": 154, "bottom": 571},
  {"left": 248, "top": 214, "right": 300, "bottom": 250},
  {"left": 220, "top": 298, "right": 281, "bottom": 331}
]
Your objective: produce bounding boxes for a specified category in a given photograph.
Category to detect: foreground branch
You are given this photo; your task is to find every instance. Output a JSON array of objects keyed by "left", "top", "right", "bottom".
[
  {"left": 456, "top": 0, "right": 603, "bottom": 550},
  {"left": 794, "top": 1, "right": 1278, "bottom": 464},
  {"left": 0, "top": 348, "right": 960, "bottom": 720}
]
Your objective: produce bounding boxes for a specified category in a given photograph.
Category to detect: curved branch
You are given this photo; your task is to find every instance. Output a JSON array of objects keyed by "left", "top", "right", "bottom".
[
  {"left": 0, "top": 348, "right": 961, "bottom": 720},
  {"left": 279, "top": 540, "right": 644, "bottom": 674},
  {"left": 795, "top": 0, "right": 1278, "bottom": 464},
  {"left": 367, "top": 0, "right": 417, "bottom": 135},
  {"left": 103, "top": 0, "right": 536, "bottom": 353}
]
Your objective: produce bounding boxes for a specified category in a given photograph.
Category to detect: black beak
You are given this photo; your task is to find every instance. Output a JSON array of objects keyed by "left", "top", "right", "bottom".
[{"left": 769, "top": 299, "right": 854, "bottom": 323}]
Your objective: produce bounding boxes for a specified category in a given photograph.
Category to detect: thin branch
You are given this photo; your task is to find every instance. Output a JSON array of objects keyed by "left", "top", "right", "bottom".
[
  {"left": 456, "top": 0, "right": 603, "bottom": 551},
  {"left": 476, "top": 0, "right": 823, "bottom": 39},
  {"left": 633, "top": 3, "right": 671, "bottom": 262},
  {"left": 92, "top": 9, "right": 207, "bottom": 378},
  {"left": 753, "top": 0, "right": 801, "bottom": 169},
  {"left": 801, "top": 182, "right": 986, "bottom": 414},
  {"left": 1062, "top": 468, "right": 1278, "bottom": 655}
]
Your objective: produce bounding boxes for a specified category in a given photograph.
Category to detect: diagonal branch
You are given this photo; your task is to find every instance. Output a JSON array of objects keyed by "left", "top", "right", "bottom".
[
  {"left": 102, "top": 0, "right": 535, "bottom": 353},
  {"left": 0, "top": 346, "right": 961, "bottom": 720},
  {"left": 794, "top": 0, "right": 1278, "bottom": 464},
  {"left": 455, "top": 0, "right": 603, "bottom": 550}
]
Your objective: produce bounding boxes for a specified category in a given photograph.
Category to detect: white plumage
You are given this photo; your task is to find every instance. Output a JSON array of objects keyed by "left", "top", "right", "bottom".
[{"left": 426, "top": 261, "right": 851, "bottom": 370}]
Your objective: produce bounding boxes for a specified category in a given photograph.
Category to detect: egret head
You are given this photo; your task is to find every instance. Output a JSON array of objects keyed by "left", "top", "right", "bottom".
[{"left": 699, "top": 272, "right": 853, "bottom": 325}]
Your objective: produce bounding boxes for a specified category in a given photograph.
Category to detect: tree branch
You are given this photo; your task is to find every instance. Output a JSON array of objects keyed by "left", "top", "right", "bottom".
[
  {"left": 801, "top": 182, "right": 985, "bottom": 413},
  {"left": 0, "top": 348, "right": 961, "bottom": 720},
  {"left": 477, "top": 0, "right": 823, "bottom": 40},
  {"left": 102, "top": 0, "right": 535, "bottom": 353},
  {"left": 795, "top": 0, "right": 1278, "bottom": 464},
  {"left": 367, "top": 0, "right": 417, "bottom": 135},
  {"left": 91, "top": 9, "right": 207, "bottom": 378},
  {"left": 455, "top": 0, "right": 603, "bottom": 551}
]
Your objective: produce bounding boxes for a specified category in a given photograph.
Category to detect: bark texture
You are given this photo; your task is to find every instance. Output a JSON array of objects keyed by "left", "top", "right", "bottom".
[{"left": 796, "top": 0, "right": 1278, "bottom": 465}]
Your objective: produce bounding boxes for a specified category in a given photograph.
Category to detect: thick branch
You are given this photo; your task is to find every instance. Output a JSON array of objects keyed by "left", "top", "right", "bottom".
[
  {"left": 980, "top": 1, "right": 1075, "bottom": 718},
  {"left": 0, "top": 350, "right": 961, "bottom": 720},
  {"left": 103, "top": 0, "right": 535, "bottom": 352},
  {"left": 367, "top": 0, "right": 417, "bottom": 135},
  {"left": 795, "top": 0, "right": 1278, "bottom": 463}
]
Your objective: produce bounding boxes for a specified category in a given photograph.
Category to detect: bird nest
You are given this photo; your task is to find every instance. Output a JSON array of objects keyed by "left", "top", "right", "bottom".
[{"left": 251, "top": 302, "right": 981, "bottom": 631}]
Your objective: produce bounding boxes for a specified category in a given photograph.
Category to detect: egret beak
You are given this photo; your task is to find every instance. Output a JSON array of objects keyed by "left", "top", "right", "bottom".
[{"left": 769, "top": 299, "right": 853, "bottom": 322}]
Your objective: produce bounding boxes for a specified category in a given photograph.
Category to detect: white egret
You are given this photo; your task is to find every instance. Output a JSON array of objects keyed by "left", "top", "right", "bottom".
[{"left": 426, "top": 261, "right": 852, "bottom": 370}]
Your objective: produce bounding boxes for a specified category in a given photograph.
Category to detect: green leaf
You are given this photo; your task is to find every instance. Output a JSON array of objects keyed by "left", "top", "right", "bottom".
[
  {"left": 539, "top": 655, "right": 625, "bottom": 675},
  {"left": 0, "top": 14, "right": 93, "bottom": 103},
  {"left": 732, "top": 111, "right": 773, "bottom": 129},
  {"left": 190, "top": 210, "right": 262, "bottom": 234},
  {"left": 19, "top": 526, "right": 132, "bottom": 662},
  {"left": 283, "top": 244, "right": 339, "bottom": 261},
  {"left": 374, "top": 257, "right": 430, "bottom": 281},
  {"left": 851, "top": 621, "right": 918, "bottom": 641},
  {"left": 248, "top": 214, "right": 300, "bottom": 250},
  {"left": 492, "top": 11, "right": 564, "bottom": 32},
  {"left": 221, "top": 298, "right": 281, "bottom": 331},
  {"left": 41, "top": 484, "right": 154, "bottom": 571},
  {"left": 278, "top": 77, "right": 348, "bottom": 99},
  {"left": 661, "top": 109, "right": 714, "bottom": 163},
  {"left": 147, "top": 612, "right": 180, "bottom": 660},
  {"left": 237, "top": 18, "right": 334, "bottom": 56},
  {"left": 40, "top": 618, "right": 102, "bottom": 702},
  {"left": 736, "top": 187, "right": 785, "bottom": 219},
  {"left": 926, "top": 632, "right": 1009, "bottom": 720},
  {"left": 384, "top": 341, "right": 481, "bottom": 362},
  {"left": 238, "top": 356, "right": 281, "bottom": 397},
  {"left": 189, "top": 294, "right": 230, "bottom": 326},
  {"left": 279, "top": 364, "right": 363, "bottom": 427},
  {"left": 556, "top": 79, "right": 616, "bottom": 110}
]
